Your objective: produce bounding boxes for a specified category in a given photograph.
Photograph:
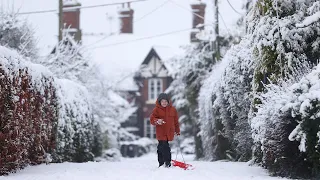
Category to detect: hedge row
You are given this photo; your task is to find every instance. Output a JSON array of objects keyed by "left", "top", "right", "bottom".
[{"left": 0, "top": 47, "right": 101, "bottom": 175}]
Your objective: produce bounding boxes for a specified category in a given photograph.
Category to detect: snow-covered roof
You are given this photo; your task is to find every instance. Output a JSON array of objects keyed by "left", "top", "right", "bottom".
[
  {"left": 190, "top": 0, "right": 206, "bottom": 5},
  {"left": 139, "top": 46, "right": 183, "bottom": 75},
  {"left": 63, "top": 0, "right": 80, "bottom": 6},
  {"left": 152, "top": 46, "right": 184, "bottom": 74}
]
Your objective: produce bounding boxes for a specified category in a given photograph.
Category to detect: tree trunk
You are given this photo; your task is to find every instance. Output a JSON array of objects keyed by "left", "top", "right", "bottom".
[{"left": 190, "top": 106, "right": 204, "bottom": 159}]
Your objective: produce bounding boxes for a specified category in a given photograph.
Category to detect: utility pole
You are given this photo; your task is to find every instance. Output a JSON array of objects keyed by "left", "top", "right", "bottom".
[
  {"left": 58, "top": 0, "right": 63, "bottom": 41},
  {"left": 213, "top": 0, "right": 220, "bottom": 61}
]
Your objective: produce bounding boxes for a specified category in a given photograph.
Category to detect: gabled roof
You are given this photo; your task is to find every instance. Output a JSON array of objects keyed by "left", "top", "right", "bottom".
[
  {"left": 141, "top": 48, "right": 160, "bottom": 65},
  {"left": 113, "top": 45, "right": 182, "bottom": 92},
  {"left": 140, "top": 46, "right": 182, "bottom": 75}
]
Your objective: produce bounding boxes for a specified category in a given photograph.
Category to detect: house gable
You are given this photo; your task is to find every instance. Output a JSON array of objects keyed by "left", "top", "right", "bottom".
[{"left": 140, "top": 48, "right": 170, "bottom": 78}]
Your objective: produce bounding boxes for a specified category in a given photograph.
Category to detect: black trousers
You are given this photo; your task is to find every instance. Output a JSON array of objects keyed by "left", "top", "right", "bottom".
[{"left": 157, "top": 140, "right": 171, "bottom": 166}]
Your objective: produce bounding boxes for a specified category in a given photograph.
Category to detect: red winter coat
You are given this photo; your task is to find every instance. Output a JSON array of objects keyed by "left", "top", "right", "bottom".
[{"left": 150, "top": 100, "right": 180, "bottom": 141}]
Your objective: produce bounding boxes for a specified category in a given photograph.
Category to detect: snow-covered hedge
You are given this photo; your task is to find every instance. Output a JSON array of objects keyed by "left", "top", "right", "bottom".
[
  {"left": 166, "top": 42, "right": 220, "bottom": 159},
  {"left": 0, "top": 47, "right": 58, "bottom": 175},
  {"left": 251, "top": 63, "right": 320, "bottom": 178},
  {"left": 51, "top": 79, "right": 100, "bottom": 163},
  {"left": 198, "top": 1, "right": 320, "bottom": 178},
  {"left": 248, "top": 0, "right": 320, "bottom": 178},
  {"left": 220, "top": 38, "right": 254, "bottom": 161},
  {"left": 0, "top": 46, "right": 102, "bottom": 174},
  {"left": 198, "top": 38, "right": 254, "bottom": 161}
]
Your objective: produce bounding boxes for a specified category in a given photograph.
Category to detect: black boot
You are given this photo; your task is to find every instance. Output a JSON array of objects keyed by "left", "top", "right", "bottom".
[
  {"left": 157, "top": 141, "right": 165, "bottom": 167},
  {"left": 159, "top": 162, "right": 164, "bottom": 167},
  {"left": 158, "top": 140, "right": 171, "bottom": 168},
  {"left": 163, "top": 141, "right": 171, "bottom": 168}
]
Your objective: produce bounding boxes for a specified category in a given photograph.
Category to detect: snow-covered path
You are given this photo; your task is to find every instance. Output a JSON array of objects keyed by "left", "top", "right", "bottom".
[{"left": 1, "top": 153, "right": 287, "bottom": 180}]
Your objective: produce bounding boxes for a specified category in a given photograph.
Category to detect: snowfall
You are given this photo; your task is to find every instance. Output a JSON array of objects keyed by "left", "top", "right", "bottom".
[{"left": 1, "top": 153, "right": 288, "bottom": 180}]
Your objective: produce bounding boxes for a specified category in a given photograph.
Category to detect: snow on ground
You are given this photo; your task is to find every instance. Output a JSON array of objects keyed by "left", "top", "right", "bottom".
[{"left": 1, "top": 153, "right": 288, "bottom": 180}]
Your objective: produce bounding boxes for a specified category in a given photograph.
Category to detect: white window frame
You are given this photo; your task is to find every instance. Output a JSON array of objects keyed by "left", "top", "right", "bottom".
[
  {"left": 148, "top": 78, "right": 163, "bottom": 101},
  {"left": 144, "top": 118, "right": 156, "bottom": 139}
]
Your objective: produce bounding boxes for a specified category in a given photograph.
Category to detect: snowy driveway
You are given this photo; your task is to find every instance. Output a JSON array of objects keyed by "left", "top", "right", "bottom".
[{"left": 0, "top": 153, "right": 287, "bottom": 180}]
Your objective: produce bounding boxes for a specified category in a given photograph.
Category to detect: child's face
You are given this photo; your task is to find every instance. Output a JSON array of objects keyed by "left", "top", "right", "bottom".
[{"left": 160, "top": 99, "right": 168, "bottom": 107}]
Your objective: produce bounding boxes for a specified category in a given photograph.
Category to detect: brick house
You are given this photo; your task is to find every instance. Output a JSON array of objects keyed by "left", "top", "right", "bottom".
[
  {"left": 122, "top": 47, "right": 176, "bottom": 138},
  {"left": 60, "top": 0, "right": 206, "bottom": 139}
]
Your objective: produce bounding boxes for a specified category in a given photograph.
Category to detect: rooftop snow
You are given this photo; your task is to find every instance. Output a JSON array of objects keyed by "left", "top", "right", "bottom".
[
  {"left": 152, "top": 45, "right": 184, "bottom": 75},
  {"left": 190, "top": 0, "right": 206, "bottom": 5},
  {"left": 63, "top": 0, "right": 80, "bottom": 6}
]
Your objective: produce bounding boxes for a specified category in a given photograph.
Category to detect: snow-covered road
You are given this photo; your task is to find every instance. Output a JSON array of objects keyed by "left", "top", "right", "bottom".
[{"left": 1, "top": 153, "right": 287, "bottom": 180}]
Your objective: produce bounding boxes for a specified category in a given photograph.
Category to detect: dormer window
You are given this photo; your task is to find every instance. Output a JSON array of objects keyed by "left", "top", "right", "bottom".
[{"left": 148, "top": 78, "right": 162, "bottom": 101}]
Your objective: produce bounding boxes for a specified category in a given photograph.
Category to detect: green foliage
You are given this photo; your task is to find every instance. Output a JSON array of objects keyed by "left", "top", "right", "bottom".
[{"left": 300, "top": 100, "right": 320, "bottom": 178}]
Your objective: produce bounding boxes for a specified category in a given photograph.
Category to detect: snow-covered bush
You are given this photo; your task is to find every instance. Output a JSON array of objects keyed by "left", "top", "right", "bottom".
[
  {"left": 198, "top": 38, "right": 254, "bottom": 161},
  {"left": 0, "top": 13, "right": 37, "bottom": 59},
  {"left": 167, "top": 42, "right": 218, "bottom": 159},
  {"left": 198, "top": 56, "right": 229, "bottom": 161},
  {"left": 247, "top": 0, "right": 320, "bottom": 178},
  {"left": 251, "top": 62, "right": 320, "bottom": 178},
  {"left": 220, "top": 38, "right": 254, "bottom": 161},
  {"left": 249, "top": 0, "right": 320, "bottom": 95},
  {"left": 51, "top": 79, "right": 99, "bottom": 163},
  {"left": 0, "top": 47, "right": 57, "bottom": 175}
]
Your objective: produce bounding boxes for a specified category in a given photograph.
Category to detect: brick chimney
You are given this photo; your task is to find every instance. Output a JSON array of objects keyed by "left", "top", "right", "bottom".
[
  {"left": 63, "top": 0, "right": 82, "bottom": 42},
  {"left": 119, "top": 3, "right": 134, "bottom": 34},
  {"left": 190, "top": 0, "right": 206, "bottom": 42}
]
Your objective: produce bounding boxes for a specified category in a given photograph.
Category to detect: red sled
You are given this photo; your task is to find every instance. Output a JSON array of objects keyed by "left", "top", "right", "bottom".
[{"left": 171, "top": 160, "right": 195, "bottom": 170}]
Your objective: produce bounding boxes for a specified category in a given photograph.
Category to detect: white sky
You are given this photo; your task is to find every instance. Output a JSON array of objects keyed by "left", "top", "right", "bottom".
[
  {"left": 5, "top": 0, "right": 246, "bottom": 54},
  {"left": 2, "top": 0, "right": 247, "bottom": 87}
]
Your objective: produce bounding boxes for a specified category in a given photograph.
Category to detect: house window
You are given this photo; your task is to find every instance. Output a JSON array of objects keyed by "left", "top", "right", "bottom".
[
  {"left": 144, "top": 118, "right": 156, "bottom": 139},
  {"left": 148, "top": 78, "right": 162, "bottom": 100}
]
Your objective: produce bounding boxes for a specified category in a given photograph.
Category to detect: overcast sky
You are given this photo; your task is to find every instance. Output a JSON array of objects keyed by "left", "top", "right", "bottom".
[
  {"left": 3, "top": 0, "right": 246, "bottom": 54},
  {"left": 1, "top": 0, "right": 247, "bottom": 85}
]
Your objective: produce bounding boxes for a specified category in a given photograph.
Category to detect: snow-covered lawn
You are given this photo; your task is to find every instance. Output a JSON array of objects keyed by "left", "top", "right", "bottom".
[{"left": 0, "top": 153, "right": 288, "bottom": 180}]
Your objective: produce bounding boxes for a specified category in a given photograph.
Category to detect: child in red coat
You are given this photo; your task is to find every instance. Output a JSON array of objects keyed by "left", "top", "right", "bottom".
[{"left": 150, "top": 93, "right": 180, "bottom": 167}]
